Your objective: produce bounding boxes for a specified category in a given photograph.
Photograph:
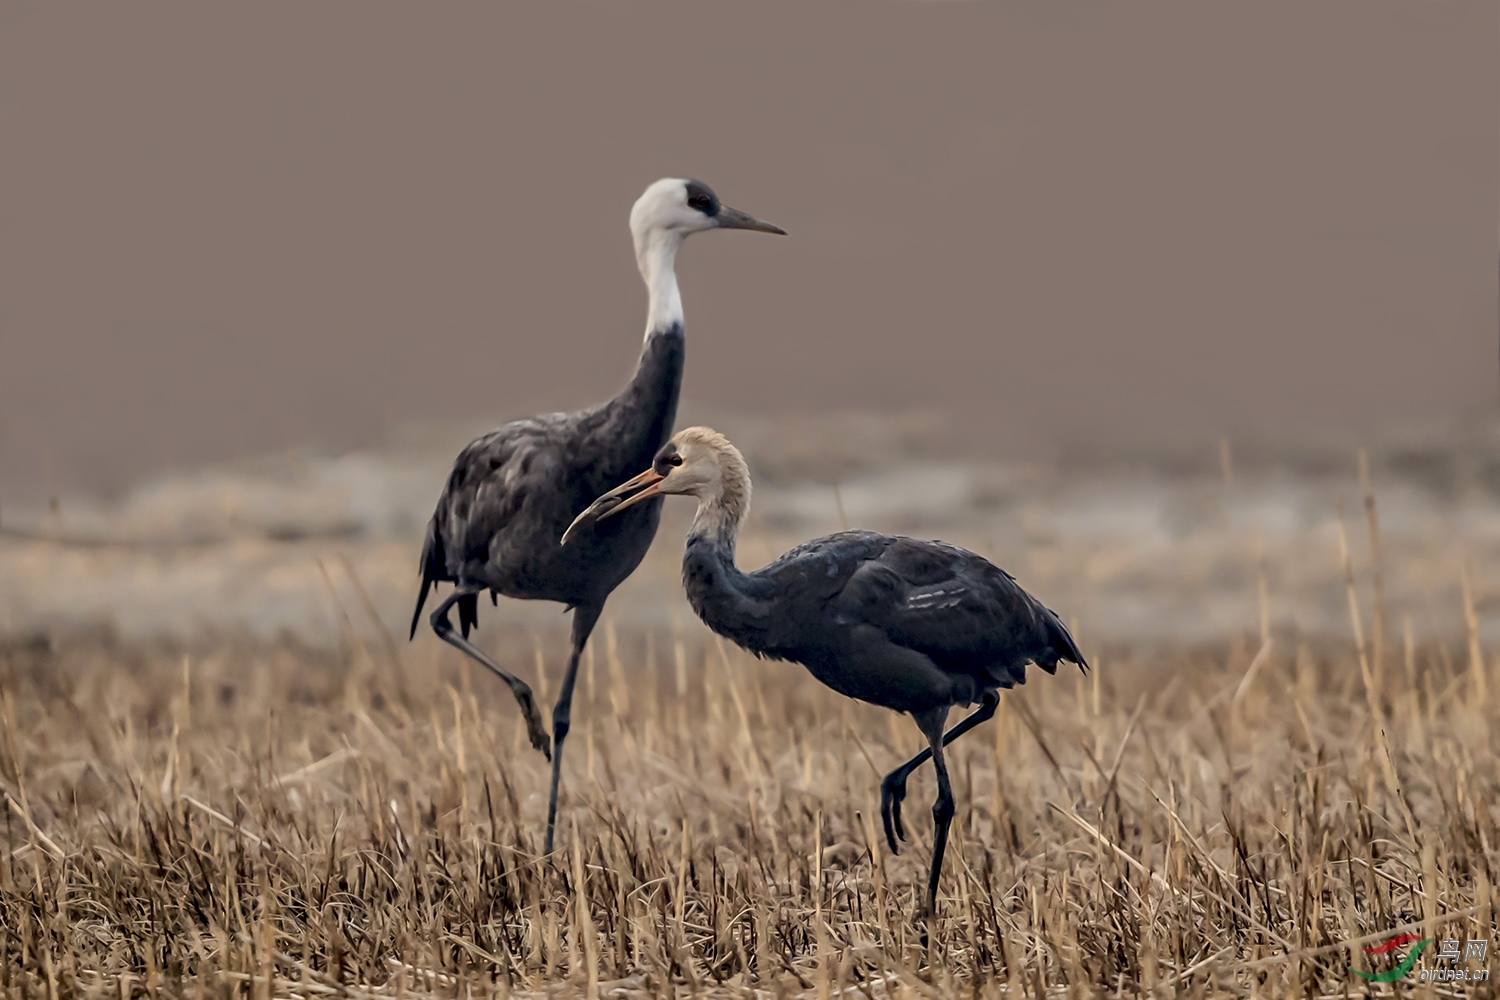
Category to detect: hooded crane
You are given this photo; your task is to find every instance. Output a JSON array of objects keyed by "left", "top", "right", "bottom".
[
  {"left": 411, "top": 182, "right": 784, "bottom": 854},
  {"left": 563, "top": 427, "right": 1087, "bottom": 916}
]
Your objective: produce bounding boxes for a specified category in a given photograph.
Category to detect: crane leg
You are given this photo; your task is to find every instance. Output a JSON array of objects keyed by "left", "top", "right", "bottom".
[
  {"left": 880, "top": 690, "right": 998, "bottom": 855},
  {"left": 914, "top": 707, "right": 955, "bottom": 919},
  {"left": 429, "top": 586, "right": 552, "bottom": 760},
  {"left": 544, "top": 602, "right": 603, "bottom": 855}
]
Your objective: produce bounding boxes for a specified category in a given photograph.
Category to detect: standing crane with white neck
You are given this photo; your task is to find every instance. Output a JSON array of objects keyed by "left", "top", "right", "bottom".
[
  {"left": 411, "top": 181, "right": 784, "bottom": 853},
  {"left": 564, "top": 427, "right": 1088, "bottom": 917}
]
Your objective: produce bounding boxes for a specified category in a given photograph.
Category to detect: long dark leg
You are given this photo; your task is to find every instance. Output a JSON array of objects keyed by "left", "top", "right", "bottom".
[
  {"left": 881, "top": 691, "right": 998, "bottom": 854},
  {"left": 544, "top": 602, "right": 603, "bottom": 855},
  {"left": 429, "top": 586, "right": 551, "bottom": 758},
  {"left": 914, "top": 708, "right": 955, "bottom": 918}
]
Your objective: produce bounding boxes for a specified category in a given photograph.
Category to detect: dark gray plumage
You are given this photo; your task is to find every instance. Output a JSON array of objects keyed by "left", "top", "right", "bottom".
[
  {"left": 564, "top": 427, "right": 1087, "bottom": 917},
  {"left": 411, "top": 180, "right": 784, "bottom": 853}
]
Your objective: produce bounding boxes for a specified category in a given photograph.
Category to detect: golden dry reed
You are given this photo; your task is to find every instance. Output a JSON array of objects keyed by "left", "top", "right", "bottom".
[{"left": 0, "top": 601, "right": 1495, "bottom": 998}]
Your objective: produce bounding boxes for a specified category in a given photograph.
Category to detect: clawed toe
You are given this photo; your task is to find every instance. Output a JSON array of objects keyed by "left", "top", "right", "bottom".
[
  {"left": 880, "top": 778, "right": 909, "bottom": 855},
  {"left": 530, "top": 725, "right": 553, "bottom": 761},
  {"left": 882, "top": 819, "right": 901, "bottom": 856},
  {"left": 516, "top": 695, "right": 553, "bottom": 760}
]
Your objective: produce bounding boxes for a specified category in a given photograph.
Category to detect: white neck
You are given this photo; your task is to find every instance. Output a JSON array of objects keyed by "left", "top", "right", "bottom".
[{"left": 635, "top": 228, "right": 686, "bottom": 337}]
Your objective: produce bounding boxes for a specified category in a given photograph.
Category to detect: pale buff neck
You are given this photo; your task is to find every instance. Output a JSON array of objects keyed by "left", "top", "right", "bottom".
[{"left": 687, "top": 453, "right": 752, "bottom": 556}]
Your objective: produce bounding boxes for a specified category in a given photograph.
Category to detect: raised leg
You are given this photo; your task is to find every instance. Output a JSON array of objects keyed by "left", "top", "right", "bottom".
[
  {"left": 429, "top": 586, "right": 551, "bottom": 759},
  {"left": 914, "top": 707, "right": 955, "bottom": 918},
  {"left": 544, "top": 602, "right": 603, "bottom": 855},
  {"left": 881, "top": 690, "right": 998, "bottom": 855}
]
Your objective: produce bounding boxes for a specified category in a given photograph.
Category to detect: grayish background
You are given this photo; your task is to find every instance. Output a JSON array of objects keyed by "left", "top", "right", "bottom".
[{"left": 2, "top": 1, "right": 1496, "bottom": 505}]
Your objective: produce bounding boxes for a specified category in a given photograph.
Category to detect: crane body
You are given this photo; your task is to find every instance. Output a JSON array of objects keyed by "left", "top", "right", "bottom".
[
  {"left": 565, "top": 427, "right": 1087, "bottom": 916},
  {"left": 411, "top": 182, "right": 783, "bottom": 853}
]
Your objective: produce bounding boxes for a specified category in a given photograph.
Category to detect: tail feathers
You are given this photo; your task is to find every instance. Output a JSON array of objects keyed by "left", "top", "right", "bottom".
[
  {"left": 410, "top": 514, "right": 487, "bottom": 641},
  {"left": 985, "top": 603, "right": 1088, "bottom": 690},
  {"left": 1043, "top": 604, "right": 1089, "bottom": 674},
  {"left": 458, "top": 593, "right": 479, "bottom": 639},
  {"left": 410, "top": 575, "right": 432, "bottom": 640},
  {"left": 410, "top": 516, "right": 443, "bottom": 640}
]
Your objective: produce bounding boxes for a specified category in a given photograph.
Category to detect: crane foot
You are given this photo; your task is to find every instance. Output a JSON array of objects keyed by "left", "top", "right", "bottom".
[
  {"left": 880, "top": 774, "right": 909, "bottom": 854},
  {"left": 513, "top": 689, "right": 552, "bottom": 761}
]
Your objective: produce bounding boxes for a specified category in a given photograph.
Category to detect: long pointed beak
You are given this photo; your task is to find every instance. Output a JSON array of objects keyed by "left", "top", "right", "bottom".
[
  {"left": 716, "top": 205, "right": 786, "bottom": 235},
  {"left": 560, "top": 468, "right": 666, "bottom": 547}
]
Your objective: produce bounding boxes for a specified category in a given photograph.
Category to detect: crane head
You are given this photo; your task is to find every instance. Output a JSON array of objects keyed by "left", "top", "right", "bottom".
[
  {"left": 562, "top": 427, "right": 751, "bottom": 546},
  {"left": 630, "top": 179, "right": 785, "bottom": 242}
]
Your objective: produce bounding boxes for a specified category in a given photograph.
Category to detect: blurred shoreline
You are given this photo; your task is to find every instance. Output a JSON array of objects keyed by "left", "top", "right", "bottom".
[{"left": 4, "top": 409, "right": 1499, "bottom": 647}]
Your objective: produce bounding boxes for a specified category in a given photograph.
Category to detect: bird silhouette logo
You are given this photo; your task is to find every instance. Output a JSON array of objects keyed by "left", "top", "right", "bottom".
[{"left": 1349, "top": 933, "right": 1432, "bottom": 983}]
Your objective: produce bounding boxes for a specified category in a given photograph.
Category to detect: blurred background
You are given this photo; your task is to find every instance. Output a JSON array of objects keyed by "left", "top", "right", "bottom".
[{"left": 1, "top": 1, "right": 1496, "bottom": 646}]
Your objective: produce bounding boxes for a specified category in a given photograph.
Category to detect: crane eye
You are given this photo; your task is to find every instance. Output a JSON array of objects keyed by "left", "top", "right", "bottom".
[
  {"left": 668, "top": 454, "right": 684, "bottom": 466},
  {"left": 684, "top": 182, "right": 717, "bottom": 214}
]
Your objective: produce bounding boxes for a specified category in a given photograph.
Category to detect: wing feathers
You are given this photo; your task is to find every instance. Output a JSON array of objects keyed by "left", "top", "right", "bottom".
[{"left": 833, "top": 535, "right": 1086, "bottom": 685}]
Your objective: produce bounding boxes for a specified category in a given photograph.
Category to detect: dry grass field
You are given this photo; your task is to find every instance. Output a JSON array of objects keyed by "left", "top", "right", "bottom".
[
  {"left": 1, "top": 601, "right": 1495, "bottom": 997},
  {"left": 3, "top": 420, "right": 1499, "bottom": 996}
]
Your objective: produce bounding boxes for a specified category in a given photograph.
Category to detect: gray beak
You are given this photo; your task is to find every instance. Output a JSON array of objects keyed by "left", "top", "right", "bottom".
[{"left": 716, "top": 205, "right": 786, "bottom": 235}]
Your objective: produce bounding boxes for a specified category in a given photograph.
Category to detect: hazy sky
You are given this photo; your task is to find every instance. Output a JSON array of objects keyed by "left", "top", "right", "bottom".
[{"left": 1, "top": 1, "right": 1495, "bottom": 501}]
